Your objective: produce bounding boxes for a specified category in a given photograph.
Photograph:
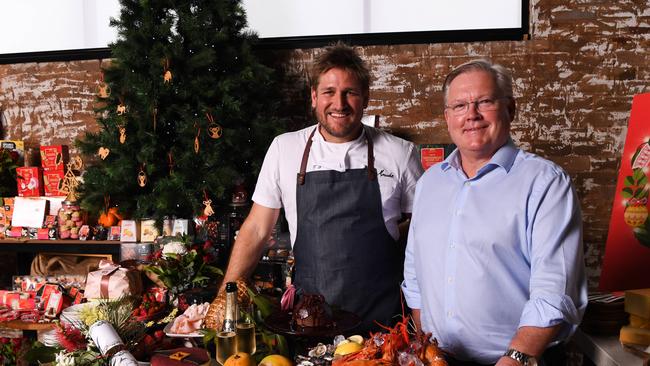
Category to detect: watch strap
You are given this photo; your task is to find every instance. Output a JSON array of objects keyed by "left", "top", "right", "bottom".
[{"left": 503, "top": 348, "right": 532, "bottom": 365}]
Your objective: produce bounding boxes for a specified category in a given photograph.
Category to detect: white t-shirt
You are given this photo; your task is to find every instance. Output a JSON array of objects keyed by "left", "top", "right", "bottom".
[{"left": 252, "top": 124, "right": 424, "bottom": 246}]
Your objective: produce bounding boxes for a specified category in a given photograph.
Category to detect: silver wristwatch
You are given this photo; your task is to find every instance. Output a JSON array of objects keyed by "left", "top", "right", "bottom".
[{"left": 503, "top": 349, "right": 538, "bottom": 366}]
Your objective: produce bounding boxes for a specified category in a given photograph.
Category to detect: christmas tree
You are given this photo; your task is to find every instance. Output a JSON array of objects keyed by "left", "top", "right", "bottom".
[{"left": 78, "top": 0, "right": 285, "bottom": 223}]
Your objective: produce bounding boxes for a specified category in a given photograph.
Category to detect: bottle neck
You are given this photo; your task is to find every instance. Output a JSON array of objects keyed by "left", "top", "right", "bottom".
[{"left": 222, "top": 290, "right": 237, "bottom": 332}]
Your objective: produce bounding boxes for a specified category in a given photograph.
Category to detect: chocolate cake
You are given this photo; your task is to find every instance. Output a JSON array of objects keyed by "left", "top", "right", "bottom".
[{"left": 292, "top": 293, "right": 333, "bottom": 328}]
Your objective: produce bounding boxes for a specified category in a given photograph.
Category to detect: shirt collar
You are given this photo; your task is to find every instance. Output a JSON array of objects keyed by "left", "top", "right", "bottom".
[
  {"left": 312, "top": 124, "right": 366, "bottom": 145},
  {"left": 440, "top": 139, "right": 518, "bottom": 174}
]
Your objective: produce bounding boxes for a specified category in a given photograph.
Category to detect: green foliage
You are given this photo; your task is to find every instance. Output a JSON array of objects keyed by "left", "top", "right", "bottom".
[
  {"left": 144, "top": 235, "right": 223, "bottom": 296},
  {"left": 622, "top": 168, "right": 649, "bottom": 201},
  {"left": 77, "top": 0, "right": 286, "bottom": 221},
  {"left": 0, "top": 148, "right": 18, "bottom": 197}
]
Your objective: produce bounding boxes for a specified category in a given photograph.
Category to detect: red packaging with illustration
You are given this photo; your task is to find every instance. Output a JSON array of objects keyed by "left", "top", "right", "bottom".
[
  {"left": 16, "top": 167, "right": 43, "bottom": 197},
  {"left": 43, "top": 169, "right": 66, "bottom": 196},
  {"left": 40, "top": 145, "right": 69, "bottom": 171}
]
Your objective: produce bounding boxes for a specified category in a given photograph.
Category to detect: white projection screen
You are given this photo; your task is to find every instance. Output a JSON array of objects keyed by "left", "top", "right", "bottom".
[{"left": 0, "top": 0, "right": 527, "bottom": 62}]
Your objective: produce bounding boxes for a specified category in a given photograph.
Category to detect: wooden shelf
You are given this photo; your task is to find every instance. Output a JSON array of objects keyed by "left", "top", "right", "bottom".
[
  {"left": 0, "top": 239, "right": 123, "bottom": 274},
  {"left": 0, "top": 239, "right": 122, "bottom": 245},
  {"left": 0, "top": 320, "right": 55, "bottom": 331}
]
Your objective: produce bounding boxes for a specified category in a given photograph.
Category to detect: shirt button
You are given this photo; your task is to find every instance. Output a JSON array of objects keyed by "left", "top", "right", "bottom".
[
  {"left": 447, "top": 311, "right": 453, "bottom": 317},
  {"left": 447, "top": 277, "right": 453, "bottom": 283},
  {"left": 464, "top": 181, "right": 471, "bottom": 187},
  {"left": 450, "top": 243, "right": 456, "bottom": 249}
]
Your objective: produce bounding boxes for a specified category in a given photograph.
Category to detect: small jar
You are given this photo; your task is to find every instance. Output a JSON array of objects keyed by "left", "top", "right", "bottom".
[{"left": 57, "top": 200, "right": 85, "bottom": 240}]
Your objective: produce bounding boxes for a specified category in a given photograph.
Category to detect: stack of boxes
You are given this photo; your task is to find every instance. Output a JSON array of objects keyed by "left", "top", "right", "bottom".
[
  {"left": 620, "top": 288, "right": 650, "bottom": 346},
  {"left": 40, "top": 145, "right": 69, "bottom": 197}
]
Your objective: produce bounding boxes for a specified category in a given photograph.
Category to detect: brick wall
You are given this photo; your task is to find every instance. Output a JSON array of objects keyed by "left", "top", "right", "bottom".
[{"left": 1, "top": 0, "right": 649, "bottom": 289}]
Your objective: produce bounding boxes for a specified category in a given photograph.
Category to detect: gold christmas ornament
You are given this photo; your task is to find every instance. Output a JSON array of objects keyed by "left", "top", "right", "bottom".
[
  {"left": 116, "top": 103, "right": 127, "bottom": 115},
  {"left": 98, "top": 82, "right": 111, "bottom": 98},
  {"left": 118, "top": 126, "right": 126, "bottom": 144},
  {"left": 163, "top": 58, "right": 172, "bottom": 84},
  {"left": 207, "top": 123, "right": 223, "bottom": 139},
  {"left": 203, "top": 199, "right": 214, "bottom": 216},
  {"left": 194, "top": 124, "right": 201, "bottom": 154},
  {"left": 137, "top": 168, "right": 147, "bottom": 187},
  {"left": 98, "top": 147, "right": 110, "bottom": 160},
  {"left": 59, "top": 157, "right": 84, "bottom": 201}
]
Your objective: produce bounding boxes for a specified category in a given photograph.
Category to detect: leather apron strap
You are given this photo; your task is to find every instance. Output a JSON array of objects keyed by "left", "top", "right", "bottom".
[
  {"left": 297, "top": 126, "right": 376, "bottom": 185},
  {"left": 293, "top": 125, "right": 401, "bottom": 334}
]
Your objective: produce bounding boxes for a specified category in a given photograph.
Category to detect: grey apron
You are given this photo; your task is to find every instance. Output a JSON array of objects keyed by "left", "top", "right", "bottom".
[{"left": 293, "top": 126, "right": 402, "bottom": 334}]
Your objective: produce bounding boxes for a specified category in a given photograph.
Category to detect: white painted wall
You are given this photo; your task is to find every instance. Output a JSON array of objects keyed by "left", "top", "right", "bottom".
[{"left": 0, "top": 0, "right": 521, "bottom": 54}]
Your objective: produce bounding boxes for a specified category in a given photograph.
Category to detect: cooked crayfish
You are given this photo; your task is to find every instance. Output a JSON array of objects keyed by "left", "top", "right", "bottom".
[{"left": 332, "top": 313, "right": 447, "bottom": 366}]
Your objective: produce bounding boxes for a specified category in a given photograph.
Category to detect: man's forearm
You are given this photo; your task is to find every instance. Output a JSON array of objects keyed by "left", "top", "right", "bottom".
[
  {"left": 219, "top": 204, "right": 280, "bottom": 292},
  {"left": 496, "top": 324, "right": 562, "bottom": 365}
]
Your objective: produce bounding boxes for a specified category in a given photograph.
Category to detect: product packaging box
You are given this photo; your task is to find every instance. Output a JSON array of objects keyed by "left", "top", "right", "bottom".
[
  {"left": 16, "top": 167, "right": 43, "bottom": 197},
  {"left": 120, "top": 220, "right": 139, "bottom": 242},
  {"left": 43, "top": 169, "right": 66, "bottom": 197},
  {"left": 0, "top": 140, "right": 25, "bottom": 165},
  {"left": 140, "top": 220, "right": 159, "bottom": 242},
  {"left": 39, "top": 145, "right": 69, "bottom": 171},
  {"left": 172, "top": 219, "right": 190, "bottom": 236}
]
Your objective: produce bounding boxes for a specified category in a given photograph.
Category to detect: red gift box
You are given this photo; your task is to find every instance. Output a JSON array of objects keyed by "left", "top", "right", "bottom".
[
  {"left": 39, "top": 145, "right": 69, "bottom": 171},
  {"left": 43, "top": 169, "right": 66, "bottom": 196},
  {"left": 16, "top": 167, "right": 43, "bottom": 197}
]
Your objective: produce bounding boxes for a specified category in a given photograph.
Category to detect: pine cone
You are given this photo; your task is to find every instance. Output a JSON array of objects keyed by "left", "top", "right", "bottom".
[{"left": 204, "top": 278, "right": 253, "bottom": 330}]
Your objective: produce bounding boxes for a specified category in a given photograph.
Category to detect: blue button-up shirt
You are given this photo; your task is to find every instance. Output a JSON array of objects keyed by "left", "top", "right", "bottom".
[{"left": 402, "top": 140, "right": 587, "bottom": 364}]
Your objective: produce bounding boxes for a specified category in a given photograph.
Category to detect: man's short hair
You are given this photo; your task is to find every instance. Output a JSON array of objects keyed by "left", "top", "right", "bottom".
[
  {"left": 442, "top": 59, "right": 513, "bottom": 104},
  {"left": 310, "top": 42, "right": 370, "bottom": 94}
]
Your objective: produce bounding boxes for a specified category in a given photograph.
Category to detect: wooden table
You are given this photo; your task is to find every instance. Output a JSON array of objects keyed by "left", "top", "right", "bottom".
[{"left": 0, "top": 319, "right": 55, "bottom": 331}]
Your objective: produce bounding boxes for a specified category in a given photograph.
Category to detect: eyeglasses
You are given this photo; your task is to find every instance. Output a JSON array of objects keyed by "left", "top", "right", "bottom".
[{"left": 445, "top": 97, "right": 509, "bottom": 115}]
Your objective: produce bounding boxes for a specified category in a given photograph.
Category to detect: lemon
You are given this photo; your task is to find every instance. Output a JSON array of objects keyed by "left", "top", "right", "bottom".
[
  {"left": 347, "top": 335, "right": 364, "bottom": 345},
  {"left": 334, "top": 341, "right": 363, "bottom": 356},
  {"left": 258, "top": 354, "right": 293, "bottom": 366}
]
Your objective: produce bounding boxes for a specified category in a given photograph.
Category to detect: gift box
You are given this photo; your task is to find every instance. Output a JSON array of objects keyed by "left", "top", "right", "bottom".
[
  {"left": 84, "top": 260, "right": 143, "bottom": 299},
  {"left": 172, "top": 219, "right": 190, "bottom": 236},
  {"left": 141, "top": 219, "right": 159, "bottom": 242},
  {"left": 16, "top": 167, "right": 44, "bottom": 197},
  {"left": 0, "top": 140, "right": 25, "bottom": 165},
  {"left": 120, "top": 220, "right": 139, "bottom": 242},
  {"left": 108, "top": 226, "right": 121, "bottom": 241},
  {"left": 43, "top": 169, "right": 66, "bottom": 196},
  {"left": 39, "top": 145, "right": 69, "bottom": 171},
  {"left": 120, "top": 243, "right": 155, "bottom": 261}
]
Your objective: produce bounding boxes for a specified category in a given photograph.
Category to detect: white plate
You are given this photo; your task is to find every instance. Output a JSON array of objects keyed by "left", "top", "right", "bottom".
[{"left": 163, "top": 322, "right": 204, "bottom": 338}]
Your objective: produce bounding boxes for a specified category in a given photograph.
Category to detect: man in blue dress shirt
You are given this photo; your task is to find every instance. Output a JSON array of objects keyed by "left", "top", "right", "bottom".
[{"left": 402, "top": 59, "right": 588, "bottom": 366}]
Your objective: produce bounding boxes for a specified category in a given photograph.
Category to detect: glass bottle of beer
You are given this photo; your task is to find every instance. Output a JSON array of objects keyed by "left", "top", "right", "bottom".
[{"left": 216, "top": 282, "right": 237, "bottom": 364}]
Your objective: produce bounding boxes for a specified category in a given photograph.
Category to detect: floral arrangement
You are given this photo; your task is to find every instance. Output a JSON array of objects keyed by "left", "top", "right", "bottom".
[
  {"left": 24, "top": 297, "right": 148, "bottom": 365},
  {"left": 0, "top": 337, "right": 29, "bottom": 365},
  {"left": 145, "top": 235, "right": 223, "bottom": 297}
]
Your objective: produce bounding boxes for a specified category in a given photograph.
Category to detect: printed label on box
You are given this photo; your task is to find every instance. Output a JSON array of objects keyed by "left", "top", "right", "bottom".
[
  {"left": 16, "top": 167, "right": 43, "bottom": 197},
  {"left": 40, "top": 145, "right": 69, "bottom": 171},
  {"left": 43, "top": 169, "right": 66, "bottom": 196},
  {"left": 120, "top": 220, "right": 139, "bottom": 242}
]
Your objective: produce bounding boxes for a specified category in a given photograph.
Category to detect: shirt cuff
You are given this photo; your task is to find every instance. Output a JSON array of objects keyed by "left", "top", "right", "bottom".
[
  {"left": 519, "top": 293, "right": 583, "bottom": 337},
  {"left": 400, "top": 280, "right": 421, "bottom": 310}
]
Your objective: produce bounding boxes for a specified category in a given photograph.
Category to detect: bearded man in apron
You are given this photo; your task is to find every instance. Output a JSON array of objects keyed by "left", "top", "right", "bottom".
[{"left": 221, "top": 43, "right": 423, "bottom": 333}]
